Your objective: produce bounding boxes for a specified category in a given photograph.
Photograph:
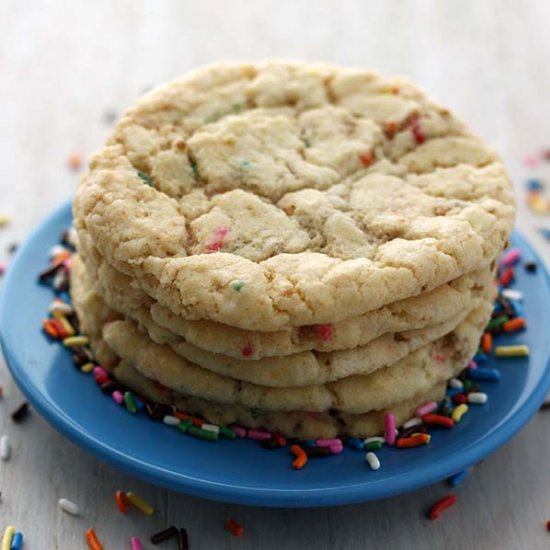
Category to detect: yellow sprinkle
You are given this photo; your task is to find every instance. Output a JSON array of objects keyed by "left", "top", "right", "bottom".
[
  {"left": 495, "top": 345, "right": 530, "bottom": 358},
  {"left": 80, "top": 363, "right": 95, "bottom": 374},
  {"left": 56, "top": 316, "right": 75, "bottom": 336},
  {"left": 0, "top": 214, "right": 10, "bottom": 227},
  {"left": 1, "top": 526, "right": 14, "bottom": 550},
  {"left": 531, "top": 199, "right": 548, "bottom": 214},
  {"left": 126, "top": 492, "right": 154, "bottom": 516},
  {"left": 452, "top": 404, "right": 469, "bottom": 423},
  {"left": 410, "top": 432, "right": 431, "bottom": 443},
  {"left": 63, "top": 335, "right": 90, "bottom": 347}
]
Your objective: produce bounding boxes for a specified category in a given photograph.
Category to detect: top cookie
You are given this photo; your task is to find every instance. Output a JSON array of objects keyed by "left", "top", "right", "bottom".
[{"left": 74, "top": 61, "right": 515, "bottom": 331}]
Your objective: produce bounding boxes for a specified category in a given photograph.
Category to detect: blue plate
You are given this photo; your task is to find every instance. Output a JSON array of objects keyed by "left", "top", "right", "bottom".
[{"left": 1, "top": 200, "right": 550, "bottom": 508}]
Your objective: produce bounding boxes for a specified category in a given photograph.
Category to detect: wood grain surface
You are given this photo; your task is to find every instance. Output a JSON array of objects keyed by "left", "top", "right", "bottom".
[{"left": 1, "top": 1, "right": 550, "bottom": 548}]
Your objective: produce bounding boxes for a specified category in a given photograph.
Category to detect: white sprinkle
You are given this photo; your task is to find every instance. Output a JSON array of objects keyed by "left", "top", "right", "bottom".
[
  {"left": 163, "top": 415, "right": 180, "bottom": 426},
  {"left": 363, "top": 436, "right": 385, "bottom": 445},
  {"left": 449, "top": 378, "right": 464, "bottom": 390},
  {"left": 48, "top": 300, "right": 74, "bottom": 315},
  {"left": 58, "top": 498, "right": 80, "bottom": 516},
  {"left": 67, "top": 227, "right": 78, "bottom": 247},
  {"left": 402, "top": 417, "right": 422, "bottom": 430},
  {"left": 365, "top": 452, "right": 380, "bottom": 471},
  {"left": 52, "top": 269, "right": 67, "bottom": 290},
  {"left": 0, "top": 435, "right": 11, "bottom": 461},
  {"left": 468, "top": 392, "right": 488, "bottom": 404},
  {"left": 201, "top": 424, "right": 220, "bottom": 434},
  {"left": 502, "top": 289, "right": 523, "bottom": 301}
]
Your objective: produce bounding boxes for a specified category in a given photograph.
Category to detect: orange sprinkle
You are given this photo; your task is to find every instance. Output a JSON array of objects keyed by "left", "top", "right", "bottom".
[
  {"left": 42, "top": 319, "right": 61, "bottom": 339},
  {"left": 290, "top": 444, "right": 307, "bottom": 470},
  {"left": 115, "top": 490, "right": 129, "bottom": 513},
  {"left": 503, "top": 317, "right": 526, "bottom": 333},
  {"left": 85, "top": 529, "right": 104, "bottom": 550},
  {"left": 481, "top": 332, "right": 493, "bottom": 354},
  {"left": 52, "top": 249, "right": 71, "bottom": 266},
  {"left": 68, "top": 152, "right": 83, "bottom": 171},
  {"left": 359, "top": 151, "right": 374, "bottom": 167},
  {"left": 385, "top": 121, "right": 397, "bottom": 139},
  {"left": 396, "top": 433, "right": 430, "bottom": 448},
  {"left": 174, "top": 411, "right": 203, "bottom": 426}
]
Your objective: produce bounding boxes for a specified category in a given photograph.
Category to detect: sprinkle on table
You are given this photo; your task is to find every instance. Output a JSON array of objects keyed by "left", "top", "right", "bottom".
[
  {"left": 225, "top": 518, "right": 245, "bottom": 537},
  {"left": 126, "top": 491, "right": 154, "bottom": 516},
  {"left": 130, "top": 536, "right": 143, "bottom": 550},
  {"left": 67, "top": 152, "right": 83, "bottom": 171},
  {"left": 427, "top": 494, "right": 458, "bottom": 520},
  {"left": 178, "top": 527, "right": 190, "bottom": 550},
  {"left": 150, "top": 526, "right": 178, "bottom": 544},
  {"left": 58, "top": 498, "right": 80, "bottom": 516},
  {"left": 10, "top": 402, "right": 29, "bottom": 423},
  {"left": 85, "top": 528, "right": 104, "bottom": 550},
  {"left": 1, "top": 526, "right": 14, "bottom": 550},
  {"left": 10, "top": 532, "right": 23, "bottom": 550},
  {"left": 115, "top": 490, "right": 129, "bottom": 513}
]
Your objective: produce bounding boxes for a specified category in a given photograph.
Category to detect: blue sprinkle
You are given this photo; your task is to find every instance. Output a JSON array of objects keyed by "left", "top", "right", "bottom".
[
  {"left": 302, "top": 440, "right": 317, "bottom": 448},
  {"left": 446, "top": 388, "right": 462, "bottom": 397},
  {"left": 346, "top": 437, "right": 365, "bottom": 451},
  {"left": 448, "top": 469, "right": 468, "bottom": 487},
  {"left": 539, "top": 228, "right": 550, "bottom": 240},
  {"left": 10, "top": 532, "right": 24, "bottom": 550},
  {"left": 134, "top": 396, "right": 145, "bottom": 411},
  {"left": 474, "top": 352, "right": 489, "bottom": 363},
  {"left": 527, "top": 178, "right": 543, "bottom": 191},
  {"left": 468, "top": 368, "right": 501, "bottom": 381}
]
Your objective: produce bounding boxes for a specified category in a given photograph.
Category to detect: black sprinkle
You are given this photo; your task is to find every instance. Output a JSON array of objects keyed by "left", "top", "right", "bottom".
[
  {"left": 11, "top": 402, "right": 29, "bottom": 422},
  {"left": 178, "top": 528, "right": 189, "bottom": 550},
  {"left": 7, "top": 243, "right": 18, "bottom": 254},
  {"left": 305, "top": 447, "right": 330, "bottom": 458},
  {"left": 399, "top": 424, "right": 427, "bottom": 439},
  {"left": 261, "top": 438, "right": 278, "bottom": 450},
  {"left": 524, "top": 261, "right": 537, "bottom": 273},
  {"left": 150, "top": 525, "right": 178, "bottom": 544},
  {"left": 102, "top": 109, "right": 118, "bottom": 125},
  {"left": 540, "top": 401, "right": 550, "bottom": 411}
]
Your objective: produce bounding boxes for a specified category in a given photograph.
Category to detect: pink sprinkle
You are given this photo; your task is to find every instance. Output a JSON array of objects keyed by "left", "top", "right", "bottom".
[
  {"left": 313, "top": 324, "right": 334, "bottom": 342},
  {"left": 410, "top": 115, "right": 425, "bottom": 145},
  {"left": 500, "top": 247, "right": 521, "bottom": 267},
  {"left": 316, "top": 438, "right": 342, "bottom": 448},
  {"left": 523, "top": 153, "right": 539, "bottom": 167},
  {"left": 93, "top": 366, "right": 109, "bottom": 379},
  {"left": 385, "top": 413, "right": 396, "bottom": 446},
  {"left": 112, "top": 390, "right": 124, "bottom": 405},
  {"left": 130, "top": 537, "right": 143, "bottom": 550},
  {"left": 206, "top": 226, "right": 230, "bottom": 252},
  {"left": 231, "top": 425, "right": 247, "bottom": 438},
  {"left": 241, "top": 344, "right": 253, "bottom": 357},
  {"left": 247, "top": 429, "right": 272, "bottom": 441},
  {"left": 416, "top": 401, "right": 438, "bottom": 417},
  {"left": 468, "top": 360, "right": 478, "bottom": 370},
  {"left": 329, "top": 443, "right": 344, "bottom": 454},
  {"left": 0, "top": 263, "right": 6, "bottom": 275}
]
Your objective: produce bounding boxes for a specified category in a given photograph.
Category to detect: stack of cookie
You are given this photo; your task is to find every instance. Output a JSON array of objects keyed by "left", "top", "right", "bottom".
[{"left": 71, "top": 61, "right": 515, "bottom": 439}]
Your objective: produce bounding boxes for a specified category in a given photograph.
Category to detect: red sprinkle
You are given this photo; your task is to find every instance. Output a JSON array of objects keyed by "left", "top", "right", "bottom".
[
  {"left": 225, "top": 518, "right": 244, "bottom": 537},
  {"left": 68, "top": 152, "right": 82, "bottom": 171},
  {"left": 241, "top": 344, "right": 253, "bottom": 357},
  {"left": 546, "top": 519, "right": 550, "bottom": 532},
  {"left": 115, "top": 490, "right": 129, "bottom": 513},
  {"left": 499, "top": 267, "right": 515, "bottom": 287},
  {"left": 410, "top": 115, "right": 425, "bottom": 145},
  {"left": 427, "top": 494, "right": 458, "bottom": 519},
  {"left": 422, "top": 414, "right": 455, "bottom": 429},
  {"left": 384, "top": 121, "right": 397, "bottom": 139},
  {"left": 206, "top": 226, "right": 230, "bottom": 252},
  {"left": 359, "top": 151, "right": 374, "bottom": 167},
  {"left": 313, "top": 324, "right": 334, "bottom": 342},
  {"left": 452, "top": 394, "right": 467, "bottom": 405}
]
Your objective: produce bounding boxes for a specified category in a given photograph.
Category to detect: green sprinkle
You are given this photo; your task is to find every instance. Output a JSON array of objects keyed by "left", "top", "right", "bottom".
[
  {"left": 220, "top": 426, "right": 237, "bottom": 439},
  {"left": 463, "top": 380, "right": 473, "bottom": 392},
  {"left": 124, "top": 391, "right": 137, "bottom": 414},
  {"left": 365, "top": 441, "right": 383, "bottom": 451},
  {"left": 190, "top": 160, "right": 199, "bottom": 179},
  {"left": 232, "top": 281, "right": 245, "bottom": 292},
  {"left": 187, "top": 425, "right": 218, "bottom": 441},
  {"left": 177, "top": 419, "right": 194, "bottom": 433},
  {"left": 137, "top": 171, "right": 153, "bottom": 186},
  {"left": 486, "top": 315, "right": 508, "bottom": 330}
]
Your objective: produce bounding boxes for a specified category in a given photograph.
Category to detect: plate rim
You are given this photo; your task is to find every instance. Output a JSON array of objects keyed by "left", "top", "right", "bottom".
[{"left": 2, "top": 199, "right": 550, "bottom": 508}]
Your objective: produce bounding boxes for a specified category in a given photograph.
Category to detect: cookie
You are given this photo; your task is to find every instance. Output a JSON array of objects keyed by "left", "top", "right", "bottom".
[
  {"left": 71, "top": 254, "right": 494, "bottom": 386},
  {"left": 74, "top": 61, "right": 515, "bottom": 331},
  {"left": 78, "top": 250, "right": 494, "bottom": 359},
  {"left": 113, "top": 359, "right": 446, "bottom": 439}
]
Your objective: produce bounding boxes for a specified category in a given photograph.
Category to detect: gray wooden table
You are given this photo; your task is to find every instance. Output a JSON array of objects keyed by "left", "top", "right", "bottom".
[{"left": 1, "top": 1, "right": 550, "bottom": 548}]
